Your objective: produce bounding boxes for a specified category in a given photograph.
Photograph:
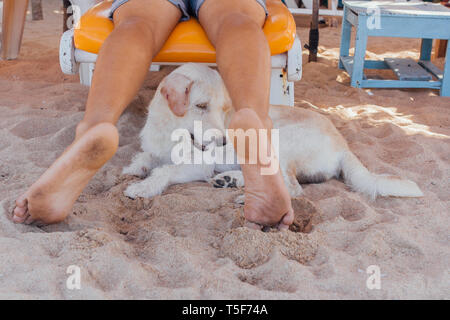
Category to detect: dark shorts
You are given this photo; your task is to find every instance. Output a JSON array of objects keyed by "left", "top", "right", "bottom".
[{"left": 110, "top": 0, "right": 268, "bottom": 21}]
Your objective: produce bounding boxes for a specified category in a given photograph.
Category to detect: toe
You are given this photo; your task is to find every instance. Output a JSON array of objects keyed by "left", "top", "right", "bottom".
[
  {"left": 13, "top": 205, "right": 27, "bottom": 217},
  {"left": 15, "top": 195, "right": 27, "bottom": 208},
  {"left": 13, "top": 210, "right": 29, "bottom": 223},
  {"left": 12, "top": 214, "right": 24, "bottom": 223},
  {"left": 244, "top": 221, "right": 263, "bottom": 230},
  {"left": 13, "top": 196, "right": 29, "bottom": 223},
  {"left": 279, "top": 208, "right": 295, "bottom": 230},
  {"left": 278, "top": 223, "right": 290, "bottom": 231}
]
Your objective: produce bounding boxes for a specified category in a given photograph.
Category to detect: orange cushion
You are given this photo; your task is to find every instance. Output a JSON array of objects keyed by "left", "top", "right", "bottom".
[{"left": 74, "top": 0, "right": 296, "bottom": 63}]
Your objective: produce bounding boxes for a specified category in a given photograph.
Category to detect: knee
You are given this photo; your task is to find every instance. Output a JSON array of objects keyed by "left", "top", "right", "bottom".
[
  {"left": 215, "top": 13, "right": 263, "bottom": 39},
  {"left": 112, "top": 16, "right": 157, "bottom": 53}
]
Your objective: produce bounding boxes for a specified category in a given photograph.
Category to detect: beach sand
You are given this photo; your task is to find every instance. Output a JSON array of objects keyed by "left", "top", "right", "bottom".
[{"left": 0, "top": 0, "right": 448, "bottom": 299}]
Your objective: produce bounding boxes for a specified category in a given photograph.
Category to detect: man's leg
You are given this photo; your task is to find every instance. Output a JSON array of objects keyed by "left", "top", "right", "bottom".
[
  {"left": 198, "top": 0, "right": 294, "bottom": 229},
  {"left": 13, "top": 0, "right": 181, "bottom": 224}
]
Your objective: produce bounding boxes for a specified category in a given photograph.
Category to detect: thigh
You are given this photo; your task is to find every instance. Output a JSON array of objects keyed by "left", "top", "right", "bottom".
[
  {"left": 197, "top": 0, "right": 266, "bottom": 45},
  {"left": 113, "top": 0, "right": 182, "bottom": 51}
]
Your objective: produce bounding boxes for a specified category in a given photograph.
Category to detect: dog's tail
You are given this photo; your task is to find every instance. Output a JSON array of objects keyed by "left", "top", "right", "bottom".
[{"left": 340, "top": 151, "right": 423, "bottom": 199}]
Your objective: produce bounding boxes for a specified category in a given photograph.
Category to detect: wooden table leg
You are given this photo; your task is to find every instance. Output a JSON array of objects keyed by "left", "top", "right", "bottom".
[
  {"left": 440, "top": 40, "right": 450, "bottom": 96},
  {"left": 350, "top": 16, "right": 368, "bottom": 88},
  {"left": 1, "top": 0, "right": 29, "bottom": 60},
  {"left": 434, "top": 39, "right": 448, "bottom": 59},
  {"left": 339, "top": 5, "right": 352, "bottom": 69},
  {"left": 420, "top": 38, "right": 433, "bottom": 61}
]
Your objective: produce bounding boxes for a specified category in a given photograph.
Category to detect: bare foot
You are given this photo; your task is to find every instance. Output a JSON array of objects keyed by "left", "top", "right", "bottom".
[
  {"left": 12, "top": 123, "right": 119, "bottom": 225},
  {"left": 229, "top": 108, "right": 294, "bottom": 230}
]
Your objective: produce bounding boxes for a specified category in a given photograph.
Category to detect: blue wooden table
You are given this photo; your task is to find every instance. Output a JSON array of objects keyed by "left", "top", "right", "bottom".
[{"left": 339, "top": 1, "right": 450, "bottom": 96}]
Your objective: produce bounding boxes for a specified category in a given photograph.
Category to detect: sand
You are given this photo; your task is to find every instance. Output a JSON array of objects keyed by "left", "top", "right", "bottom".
[{"left": 0, "top": 0, "right": 449, "bottom": 299}]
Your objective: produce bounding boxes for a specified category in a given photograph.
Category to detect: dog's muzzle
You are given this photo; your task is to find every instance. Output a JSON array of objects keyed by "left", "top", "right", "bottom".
[{"left": 190, "top": 133, "right": 208, "bottom": 151}]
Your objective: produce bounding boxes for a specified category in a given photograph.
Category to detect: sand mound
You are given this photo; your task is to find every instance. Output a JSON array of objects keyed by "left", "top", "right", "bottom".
[{"left": 220, "top": 227, "right": 319, "bottom": 269}]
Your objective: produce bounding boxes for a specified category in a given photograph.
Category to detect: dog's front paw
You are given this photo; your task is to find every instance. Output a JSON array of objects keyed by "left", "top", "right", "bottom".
[
  {"left": 122, "top": 163, "right": 149, "bottom": 178},
  {"left": 122, "top": 152, "right": 153, "bottom": 178},
  {"left": 124, "top": 181, "right": 161, "bottom": 199},
  {"left": 124, "top": 183, "right": 144, "bottom": 199},
  {"left": 211, "top": 171, "right": 244, "bottom": 189}
]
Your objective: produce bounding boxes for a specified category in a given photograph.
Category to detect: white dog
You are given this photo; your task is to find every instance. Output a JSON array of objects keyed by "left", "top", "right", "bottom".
[{"left": 123, "top": 63, "right": 423, "bottom": 200}]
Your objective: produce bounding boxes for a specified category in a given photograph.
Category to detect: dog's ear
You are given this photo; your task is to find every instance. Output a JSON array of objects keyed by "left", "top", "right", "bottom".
[{"left": 160, "top": 73, "right": 194, "bottom": 117}]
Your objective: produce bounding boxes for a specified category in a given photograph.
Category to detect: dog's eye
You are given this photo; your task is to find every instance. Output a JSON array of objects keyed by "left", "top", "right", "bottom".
[{"left": 196, "top": 103, "right": 208, "bottom": 110}]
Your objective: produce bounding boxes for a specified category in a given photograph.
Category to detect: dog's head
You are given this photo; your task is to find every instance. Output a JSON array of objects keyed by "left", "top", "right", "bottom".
[{"left": 158, "top": 63, "right": 232, "bottom": 149}]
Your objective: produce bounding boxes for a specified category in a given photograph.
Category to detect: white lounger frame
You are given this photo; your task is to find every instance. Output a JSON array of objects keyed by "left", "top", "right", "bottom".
[{"left": 61, "top": 0, "right": 302, "bottom": 106}]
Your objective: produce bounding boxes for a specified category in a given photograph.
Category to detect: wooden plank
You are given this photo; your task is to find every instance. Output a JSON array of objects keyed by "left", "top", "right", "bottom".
[
  {"left": 364, "top": 60, "right": 388, "bottom": 69},
  {"left": 364, "top": 16, "right": 450, "bottom": 39},
  {"left": 346, "top": 9, "right": 358, "bottom": 26},
  {"left": 384, "top": 58, "right": 432, "bottom": 81},
  {"left": 289, "top": 8, "right": 343, "bottom": 16},
  {"left": 343, "top": 1, "right": 450, "bottom": 19},
  {"left": 341, "top": 57, "right": 389, "bottom": 75},
  {"left": 340, "top": 56, "right": 368, "bottom": 79},
  {"left": 418, "top": 60, "right": 444, "bottom": 80},
  {"left": 343, "top": 58, "right": 389, "bottom": 70},
  {"left": 361, "top": 79, "right": 441, "bottom": 89}
]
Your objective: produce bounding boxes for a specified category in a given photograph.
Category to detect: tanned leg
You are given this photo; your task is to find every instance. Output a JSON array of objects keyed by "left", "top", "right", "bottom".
[
  {"left": 198, "top": 0, "right": 294, "bottom": 230},
  {"left": 13, "top": 0, "right": 181, "bottom": 224}
]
